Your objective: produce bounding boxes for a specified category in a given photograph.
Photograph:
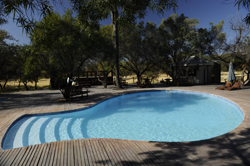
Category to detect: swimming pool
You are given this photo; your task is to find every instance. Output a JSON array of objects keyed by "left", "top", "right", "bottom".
[{"left": 2, "top": 90, "right": 244, "bottom": 150}]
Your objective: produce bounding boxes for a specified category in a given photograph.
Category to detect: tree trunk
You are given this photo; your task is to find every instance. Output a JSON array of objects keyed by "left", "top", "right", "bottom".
[
  {"left": 23, "top": 82, "right": 29, "bottom": 91},
  {"left": 18, "top": 80, "right": 21, "bottom": 91},
  {"left": 104, "top": 76, "right": 108, "bottom": 88},
  {"left": 0, "top": 84, "right": 2, "bottom": 89},
  {"left": 3, "top": 78, "right": 8, "bottom": 89},
  {"left": 112, "top": 6, "right": 122, "bottom": 89},
  {"left": 136, "top": 74, "right": 142, "bottom": 83}
]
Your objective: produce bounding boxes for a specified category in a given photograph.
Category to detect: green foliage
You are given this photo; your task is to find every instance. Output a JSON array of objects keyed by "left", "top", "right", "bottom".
[
  {"left": 30, "top": 9, "right": 114, "bottom": 87},
  {"left": 72, "top": 0, "right": 178, "bottom": 26},
  {"left": 235, "top": 0, "right": 250, "bottom": 24},
  {"left": 158, "top": 13, "right": 199, "bottom": 82},
  {"left": 1, "top": 0, "right": 52, "bottom": 32},
  {"left": 0, "top": 29, "right": 18, "bottom": 89},
  {"left": 1, "top": 0, "right": 180, "bottom": 89},
  {"left": 0, "top": 1, "right": 7, "bottom": 25},
  {"left": 120, "top": 22, "right": 160, "bottom": 82},
  {"left": 196, "top": 20, "right": 226, "bottom": 58}
]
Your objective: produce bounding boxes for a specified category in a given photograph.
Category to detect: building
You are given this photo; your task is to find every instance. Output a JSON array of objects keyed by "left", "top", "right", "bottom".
[{"left": 173, "top": 56, "right": 221, "bottom": 85}]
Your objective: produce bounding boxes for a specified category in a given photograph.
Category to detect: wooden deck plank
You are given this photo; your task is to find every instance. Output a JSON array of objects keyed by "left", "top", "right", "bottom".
[
  {"left": 38, "top": 143, "right": 51, "bottom": 166},
  {"left": 31, "top": 142, "right": 46, "bottom": 166},
  {"left": 74, "top": 139, "right": 83, "bottom": 166},
  {"left": 56, "top": 141, "right": 63, "bottom": 166},
  {"left": 73, "top": 139, "right": 79, "bottom": 166},
  {"left": 11, "top": 146, "right": 29, "bottom": 166},
  {"left": 79, "top": 139, "right": 90, "bottom": 166},
  {"left": 132, "top": 141, "right": 159, "bottom": 166},
  {"left": 68, "top": 140, "right": 75, "bottom": 166},
  {"left": 135, "top": 141, "right": 165, "bottom": 166},
  {"left": 122, "top": 141, "right": 146, "bottom": 164},
  {"left": 24, "top": 144, "right": 40, "bottom": 166},
  {"left": 43, "top": 142, "right": 54, "bottom": 166},
  {"left": 89, "top": 138, "right": 104, "bottom": 166},
  {"left": 63, "top": 141, "right": 68, "bottom": 166},
  {"left": 45, "top": 142, "right": 55, "bottom": 166},
  {"left": 0, "top": 149, "right": 13, "bottom": 165},
  {"left": 85, "top": 139, "right": 95, "bottom": 166},
  {"left": 52, "top": 141, "right": 60, "bottom": 166},
  {"left": 18, "top": 145, "right": 36, "bottom": 166},
  {"left": 114, "top": 139, "right": 141, "bottom": 165},
  {"left": 98, "top": 139, "right": 122, "bottom": 166},
  {"left": 4, "top": 148, "right": 21, "bottom": 166},
  {"left": 60, "top": 141, "right": 65, "bottom": 166},
  {"left": 107, "top": 139, "right": 132, "bottom": 166},
  {"left": 95, "top": 139, "right": 113, "bottom": 166},
  {"left": 94, "top": 138, "right": 111, "bottom": 166},
  {"left": 128, "top": 141, "right": 156, "bottom": 165}
]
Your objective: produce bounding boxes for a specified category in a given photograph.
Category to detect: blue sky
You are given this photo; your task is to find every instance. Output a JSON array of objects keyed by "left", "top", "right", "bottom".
[{"left": 0, "top": 0, "right": 248, "bottom": 45}]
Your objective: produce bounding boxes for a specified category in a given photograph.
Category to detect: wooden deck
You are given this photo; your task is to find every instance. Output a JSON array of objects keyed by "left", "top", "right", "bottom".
[
  {"left": 0, "top": 138, "right": 193, "bottom": 166},
  {"left": 0, "top": 85, "right": 250, "bottom": 166}
]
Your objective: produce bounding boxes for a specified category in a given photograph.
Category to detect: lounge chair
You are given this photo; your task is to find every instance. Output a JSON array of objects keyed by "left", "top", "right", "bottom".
[
  {"left": 225, "top": 80, "right": 241, "bottom": 90},
  {"left": 137, "top": 82, "right": 146, "bottom": 88},
  {"left": 215, "top": 81, "right": 232, "bottom": 90}
]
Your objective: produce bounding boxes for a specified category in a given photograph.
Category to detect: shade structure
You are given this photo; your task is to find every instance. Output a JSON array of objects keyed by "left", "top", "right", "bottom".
[{"left": 228, "top": 62, "right": 236, "bottom": 82}]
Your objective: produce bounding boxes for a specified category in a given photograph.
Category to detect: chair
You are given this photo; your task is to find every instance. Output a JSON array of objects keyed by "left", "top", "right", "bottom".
[
  {"left": 137, "top": 81, "right": 146, "bottom": 88},
  {"left": 225, "top": 80, "right": 241, "bottom": 90},
  {"left": 215, "top": 81, "right": 232, "bottom": 90}
]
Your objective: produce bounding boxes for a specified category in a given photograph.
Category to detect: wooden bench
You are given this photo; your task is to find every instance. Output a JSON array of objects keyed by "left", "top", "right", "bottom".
[{"left": 60, "top": 86, "right": 88, "bottom": 99}]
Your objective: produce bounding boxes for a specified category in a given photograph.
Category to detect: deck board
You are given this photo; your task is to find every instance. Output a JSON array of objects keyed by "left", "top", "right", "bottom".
[
  {"left": 79, "top": 139, "right": 90, "bottom": 166},
  {"left": 63, "top": 140, "right": 68, "bottom": 166},
  {"left": 98, "top": 139, "right": 121, "bottom": 166},
  {"left": 25, "top": 144, "right": 39, "bottom": 166},
  {"left": 0, "top": 147, "right": 12, "bottom": 165},
  {"left": 4, "top": 147, "right": 21, "bottom": 166},
  {"left": 85, "top": 139, "right": 95, "bottom": 166},
  {"left": 32, "top": 142, "right": 46, "bottom": 166},
  {"left": 11, "top": 146, "right": 28, "bottom": 166},
  {"left": 95, "top": 139, "right": 112, "bottom": 166},
  {"left": 40, "top": 143, "right": 52, "bottom": 166},
  {"left": 108, "top": 139, "right": 131, "bottom": 166}
]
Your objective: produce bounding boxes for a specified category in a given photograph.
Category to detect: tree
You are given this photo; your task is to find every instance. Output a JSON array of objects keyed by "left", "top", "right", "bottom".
[
  {"left": 235, "top": 0, "right": 250, "bottom": 24},
  {"left": 2, "top": 0, "right": 180, "bottom": 89},
  {"left": 0, "top": 29, "right": 18, "bottom": 89},
  {"left": 73, "top": 0, "right": 179, "bottom": 89},
  {"left": 0, "top": 1, "right": 7, "bottom": 25},
  {"left": 89, "top": 25, "right": 115, "bottom": 88},
  {"left": 195, "top": 21, "right": 226, "bottom": 58},
  {"left": 120, "top": 21, "right": 159, "bottom": 83},
  {"left": 158, "top": 13, "right": 199, "bottom": 84},
  {"left": 30, "top": 9, "right": 113, "bottom": 87},
  {"left": 16, "top": 45, "right": 39, "bottom": 91},
  {"left": 215, "top": 16, "right": 250, "bottom": 85}
]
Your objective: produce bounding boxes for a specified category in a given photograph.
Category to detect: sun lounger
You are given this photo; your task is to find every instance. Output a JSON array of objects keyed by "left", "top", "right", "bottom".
[
  {"left": 225, "top": 80, "right": 241, "bottom": 90},
  {"left": 137, "top": 82, "right": 146, "bottom": 88},
  {"left": 215, "top": 81, "right": 232, "bottom": 90}
]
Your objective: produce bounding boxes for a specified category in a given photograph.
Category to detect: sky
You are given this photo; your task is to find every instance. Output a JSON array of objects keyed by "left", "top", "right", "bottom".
[{"left": 0, "top": 0, "right": 248, "bottom": 45}]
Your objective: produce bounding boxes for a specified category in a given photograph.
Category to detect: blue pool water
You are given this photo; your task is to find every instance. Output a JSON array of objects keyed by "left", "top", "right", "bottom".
[{"left": 2, "top": 90, "right": 244, "bottom": 149}]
